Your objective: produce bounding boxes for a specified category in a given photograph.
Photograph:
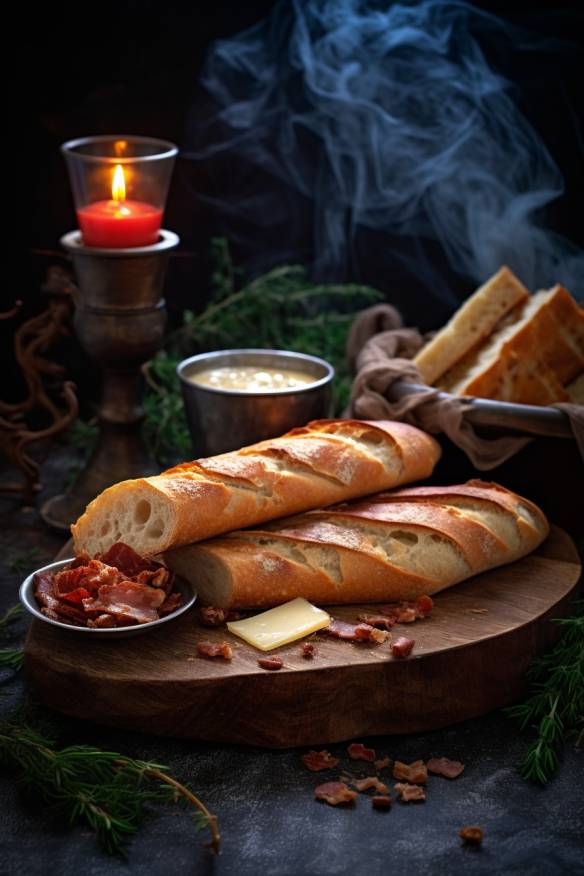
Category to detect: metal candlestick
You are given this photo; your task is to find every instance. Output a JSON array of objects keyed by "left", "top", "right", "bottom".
[{"left": 40, "top": 229, "right": 179, "bottom": 531}]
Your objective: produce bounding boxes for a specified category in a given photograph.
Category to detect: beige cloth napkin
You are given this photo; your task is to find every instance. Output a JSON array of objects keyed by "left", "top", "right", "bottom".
[{"left": 346, "top": 304, "right": 583, "bottom": 470}]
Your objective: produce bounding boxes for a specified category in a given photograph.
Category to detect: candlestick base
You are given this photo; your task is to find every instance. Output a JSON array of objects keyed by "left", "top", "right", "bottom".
[{"left": 40, "top": 230, "right": 179, "bottom": 531}]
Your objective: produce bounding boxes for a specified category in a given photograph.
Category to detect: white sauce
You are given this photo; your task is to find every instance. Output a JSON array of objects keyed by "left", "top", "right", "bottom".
[{"left": 188, "top": 365, "right": 316, "bottom": 393}]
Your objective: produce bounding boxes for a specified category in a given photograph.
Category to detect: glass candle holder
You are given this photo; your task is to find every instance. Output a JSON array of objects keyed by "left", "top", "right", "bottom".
[{"left": 61, "top": 135, "right": 178, "bottom": 248}]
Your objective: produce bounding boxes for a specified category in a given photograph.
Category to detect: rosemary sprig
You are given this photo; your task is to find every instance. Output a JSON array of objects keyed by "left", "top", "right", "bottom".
[
  {"left": 506, "top": 600, "right": 584, "bottom": 783},
  {"left": 0, "top": 722, "right": 220, "bottom": 854},
  {"left": 0, "top": 648, "right": 24, "bottom": 672},
  {"left": 0, "top": 604, "right": 24, "bottom": 634}
]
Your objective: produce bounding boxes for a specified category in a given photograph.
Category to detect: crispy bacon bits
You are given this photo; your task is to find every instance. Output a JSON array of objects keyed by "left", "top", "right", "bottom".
[
  {"left": 33, "top": 542, "right": 181, "bottom": 629},
  {"left": 459, "top": 826, "right": 483, "bottom": 845},
  {"left": 427, "top": 757, "right": 465, "bottom": 779},
  {"left": 196, "top": 641, "right": 233, "bottom": 660},
  {"left": 257, "top": 656, "right": 283, "bottom": 671},
  {"left": 391, "top": 636, "right": 415, "bottom": 658},
  {"left": 302, "top": 750, "right": 339, "bottom": 772},
  {"left": 323, "top": 619, "right": 387, "bottom": 644},
  {"left": 198, "top": 606, "right": 242, "bottom": 627},
  {"left": 347, "top": 742, "right": 376, "bottom": 762},
  {"left": 379, "top": 596, "right": 434, "bottom": 624},
  {"left": 374, "top": 756, "right": 391, "bottom": 771},
  {"left": 393, "top": 760, "right": 428, "bottom": 784},
  {"left": 353, "top": 777, "right": 389, "bottom": 794},
  {"left": 394, "top": 782, "right": 426, "bottom": 802},
  {"left": 372, "top": 795, "right": 392, "bottom": 810},
  {"left": 357, "top": 615, "right": 395, "bottom": 630},
  {"left": 300, "top": 642, "right": 315, "bottom": 659},
  {"left": 314, "top": 782, "right": 358, "bottom": 806}
]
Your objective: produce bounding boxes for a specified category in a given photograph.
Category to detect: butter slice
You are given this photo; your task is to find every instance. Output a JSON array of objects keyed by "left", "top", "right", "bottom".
[{"left": 226, "top": 598, "right": 330, "bottom": 652}]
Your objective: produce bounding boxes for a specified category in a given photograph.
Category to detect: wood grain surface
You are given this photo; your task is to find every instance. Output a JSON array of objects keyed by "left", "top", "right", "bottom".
[{"left": 24, "top": 525, "right": 581, "bottom": 747}]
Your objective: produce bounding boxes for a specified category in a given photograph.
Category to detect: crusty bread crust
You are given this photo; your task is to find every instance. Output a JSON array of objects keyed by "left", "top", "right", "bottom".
[
  {"left": 413, "top": 266, "right": 529, "bottom": 385},
  {"left": 164, "top": 480, "right": 549, "bottom": 608},
  {"left": 71, "top": 419, "right": 441, "bottom": 558}
]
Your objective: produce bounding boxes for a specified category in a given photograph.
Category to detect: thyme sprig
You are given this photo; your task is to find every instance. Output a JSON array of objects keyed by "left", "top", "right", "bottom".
[
  {"left": 0, "top": 722, "right": 220, "bottom": 854},
  {"left": 506, "top": 600, "right": 584, "bottom": 784}
]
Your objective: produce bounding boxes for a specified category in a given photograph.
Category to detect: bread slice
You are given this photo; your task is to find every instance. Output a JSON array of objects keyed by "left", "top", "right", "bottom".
[
  {"left": 440, "top": 285, "right": 584, "bottom": 404},
  {"left": 413, "top": 266, "right": 529, "bottom": 385}
]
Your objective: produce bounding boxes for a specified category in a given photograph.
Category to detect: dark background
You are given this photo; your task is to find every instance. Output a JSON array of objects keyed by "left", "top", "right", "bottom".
[{"left": 6, "top": 0, "right": 584, "bottom": 403}]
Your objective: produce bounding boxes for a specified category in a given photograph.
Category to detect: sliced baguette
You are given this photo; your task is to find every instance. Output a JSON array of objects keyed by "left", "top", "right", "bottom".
[
  {"left": 440, "top": 285, "right": 584, "bottom": 403},
  {"left": 413, "top": 266, "right": 529, "bottom": 385},
  {"left": 164, "top": 481, "right": 549, "bottom": 608},
  {"left": 71, "top": 419, "right": 441, "bottom": 558}
]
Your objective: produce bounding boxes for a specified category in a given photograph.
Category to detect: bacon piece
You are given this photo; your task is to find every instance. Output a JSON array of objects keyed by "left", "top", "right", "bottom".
[
  {"left": 323, "top": 619, "right": 385, "bottom": 643},
  {"left": 372, "top": 795, "right": 392, "bottom": 810},
  {"left": 257, "top": 656, "right": 283, "bottom": 671},
  {"left": 196, "top": 641, "right": 233, "bottom": 660},
  {"left": 391, "top": 636, "right": 415, "bottom": 658},
  {"left": 394, "top": 782, "right": 426, "bottom": 802},
  {"left": 60, "top": 587, "right": 91, "bottom": 605},
  {"left": 357, "top": 615, "right": 395, "bottom": 629},
  {"left": 369, "top": 628, "right": 389, "bottom": 644},
  {"left": 199, "top": 606, "right": 229, "bottom": 627},
  {"left": 459, "top": 826, "right": 483, "bottom": 845},
  {"left": 347, "top": 742, "right": 376, "bottom": 762},
  {"left": 34, "top": 571, "right": 60, "bottom": 613},
  {"left": 300, "top": 642, "right": 315, "bottom": 659},
  {"left": 375, "top": 756, "right": 390, "bottom": 771},
  {"left": 53, "top": 559, "right": 122, "bottom": 595},
  {"left": 40, "top": 607, "right": 77, "bottom": 625},
  {"left": 427, "top": 757, "right": 465, "bottom": 779},
  {"left": 314, "top": 782, "right": 358, "bottom": 806},
  {"left": 158, "top": 592, "right": 182, "bottom": 616},
  {"left": 415, "top": 595, "right": 434, "bottom": 616},
  {"left": 134, "top": 566, "right": 173, "bottom": 593},
  {"left": 301, "top": 750, "right": 339, "bottom": 772},
  {"left": 52, "top": 601, "right": 88, "bottom": 623},
  {"left": 83, "top": 581, "right": 166, "bottom": 624},
  {"left": 393, "top": 760, "right": 427, "bottom": 784},
  {"left": 87, "top": 613, "right": 117, "bottom": 629},
  {"left": 379, "top": 597, "right": 433, "bottom": 624},
  {"left": 353, "top": 777, "right": 389, "bottom": 794},
  {"left": 100, "top": 542, "right": 159, "bottom": 577}
]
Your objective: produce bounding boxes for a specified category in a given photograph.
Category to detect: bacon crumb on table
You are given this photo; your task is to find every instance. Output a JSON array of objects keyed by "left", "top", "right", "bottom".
[
  {"left": 347, "top": 742, "right": 376, "bottom": 762},
  {"left": 459, "top": 826, "right": 483, "bottom": 845},
  {"left": 372, "top": 795, "right": 392, "bottom": 810},
  {"left": 427, "top": 757, "right": 465, "bottom": 779},
  {"left": 353, "top": 777, "right": 389, "bottom": 794},
  {"left": 301, "top": 750, "right": 339, "bottom": 772},
  {"left": 198, "top": 606, "right": 242, "bottom": 627},
  {"left": 357, "top": 615, "right": 395, "bottom": 629},
  {"left": 300, "top": 642, "right": 315, "bottom": 658},
  {"left": 196, "top": 641, "right": 233, "bottom": 660},
  {"left": 391, "top": 636, "right": 415, "bottom": 658},
  {"left": 394, "top": 782, "right": 426, "bottom": 802},
  {"left": 379, "top": 596, "right": 434, "bottom": 624},
  {"left": 314, "top": 782, "right": 358, "bottom": 806},
  {"left": 393, "top": 759, "right": 428, "bottom": 784},
  {"left": 257, "top": 656, "right": 284, "bottom": 671},
  {"left": 321, "top": 619, "right": 388, "bottom": 644},
  {"left": 374, "top": 756, "right": 391, "bottom": 771}
]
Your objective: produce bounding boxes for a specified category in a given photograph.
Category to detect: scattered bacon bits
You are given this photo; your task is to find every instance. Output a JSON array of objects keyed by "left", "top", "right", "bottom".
[
  {"left": 198, "top": 606, "right": 242, "bottom": 627},
  {"left": 459, "top": 826, "right": 483, "bottom": 845},
  {"left": 196, "top": 641, "right": 233, "bottom": 660},
  {"left": 353, "top": 777, "right": 389, "bottom": 794},
  {"left": 257, "top": 656, "right": 284, "bottom": 671},
  {"left": 357, "top": 615, "right": 395, "bottom": 629},
  {"left": 300, "top": 642, "right": 315, "bottom": 659},
  {"left": 394, "top": 782, "right": 426, "bottom": 802},
  {"left": 347, "top": 742, "right": 376, "bottom": 762},
  {"left": 379, "top": 596, "right": 434, "bottom": 624},
  {"left": 391, "top": 636, "right": 415, "bottom": 658},
  {"left": 372, "top": 795, "right": 392, "bottom": 810},
  {"left": 369, "top": 627, "right": 390, "bottom": 644},
  {"left": 427, "top": 757, "right": 465, "bottom": 779},
  {"left": 314, "top": 781, "right": 358, "bottom": 806},
  {"left": 323, "top": 619, "right": 388, "bottom": 644},
  {"left": 302, "top": 750, "right": 339, "bottom": 772},
  {"left": 393, "top": 760, "right": 428, "bottom": 784},
  {"left": 374, "top": 756, "right": 391, "bottom": 771}
]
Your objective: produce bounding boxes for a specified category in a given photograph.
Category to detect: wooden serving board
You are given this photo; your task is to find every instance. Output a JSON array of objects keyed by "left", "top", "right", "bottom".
[{"left": 24, "top": 526, "right": 581, "bottom": 748}]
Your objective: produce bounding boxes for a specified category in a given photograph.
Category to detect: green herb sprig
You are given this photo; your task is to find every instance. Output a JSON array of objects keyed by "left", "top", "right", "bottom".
[
  {"left": 0, "top": 721, "right": 220, "bottom": 855},
  {"left": 0, "top": 604, "right": 23, "bottom": 635},
  {"left": 0, "top": 648, "right": 24, "bottom": 672},
  {"left": 506, "top": 600, "right": 584, "bottom": 783}
]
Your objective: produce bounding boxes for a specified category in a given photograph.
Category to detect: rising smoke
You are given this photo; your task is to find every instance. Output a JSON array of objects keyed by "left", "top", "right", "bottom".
[{"left": 183, "top": 0, "right": 583, "bottom": 315}]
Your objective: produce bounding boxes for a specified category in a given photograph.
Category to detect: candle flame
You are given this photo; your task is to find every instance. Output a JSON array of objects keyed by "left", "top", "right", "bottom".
[{"left": 112, "top": 164, "right": 126, "bottom": 203}]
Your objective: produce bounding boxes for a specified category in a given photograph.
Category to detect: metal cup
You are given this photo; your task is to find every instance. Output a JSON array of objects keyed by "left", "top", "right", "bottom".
[{"left": 177, "top": 349, "right": 335, "bottom": 457}]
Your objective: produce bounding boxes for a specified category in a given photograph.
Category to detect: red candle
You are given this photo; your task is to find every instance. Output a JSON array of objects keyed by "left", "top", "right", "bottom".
[{"left": 77, "top": 164, "right": 163, "bottom": 248}]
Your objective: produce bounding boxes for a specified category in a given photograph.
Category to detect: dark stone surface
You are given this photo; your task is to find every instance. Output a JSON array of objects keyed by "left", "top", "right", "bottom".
[{"left": 0, "top": 447, "right": 582, "bottom": 876}]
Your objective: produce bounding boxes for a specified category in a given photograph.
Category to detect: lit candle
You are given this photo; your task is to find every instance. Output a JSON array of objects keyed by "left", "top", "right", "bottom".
[{"left": 77, "top": 163, "right": 163, "bottom": 248}]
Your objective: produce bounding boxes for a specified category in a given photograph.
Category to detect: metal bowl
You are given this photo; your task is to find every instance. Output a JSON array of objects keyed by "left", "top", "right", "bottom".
[
  {"left": 177, "top": 349, "right": 335, "bottom": 457},
  {"left": 20, "top": 558, "right": 197, "bottom": 639}
]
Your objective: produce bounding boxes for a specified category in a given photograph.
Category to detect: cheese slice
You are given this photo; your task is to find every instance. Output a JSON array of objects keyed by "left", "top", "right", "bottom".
[{"left": 226, "top": 598, "right": 331, "bottom": 651}]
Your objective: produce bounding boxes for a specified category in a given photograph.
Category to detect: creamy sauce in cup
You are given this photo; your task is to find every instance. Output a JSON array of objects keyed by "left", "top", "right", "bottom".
[{"left": 189, "top": 365, "right": 316, "bottom": 393}]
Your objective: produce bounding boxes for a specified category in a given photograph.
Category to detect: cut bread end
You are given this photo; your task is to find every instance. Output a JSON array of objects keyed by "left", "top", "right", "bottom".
[{"left": 71, "top": 479, "right": 177, "bottom": 558}]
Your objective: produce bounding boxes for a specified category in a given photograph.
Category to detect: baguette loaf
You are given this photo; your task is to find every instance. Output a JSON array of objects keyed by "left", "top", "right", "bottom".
[
  {"left": 413, "top": 266, "right": 529, "bottom": 385},
  {"left": 72, "top": 419, "right": 441, "bottom": 557},
  {"left": 164, "top": 481, "right": 548, "bottom": 608}
]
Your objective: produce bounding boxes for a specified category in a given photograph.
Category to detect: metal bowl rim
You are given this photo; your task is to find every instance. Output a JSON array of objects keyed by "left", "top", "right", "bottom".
[
  {"left": 176, "top": 349, "right": 335, "bottom": 397},
  {"left": 19, "top": 558, "right": 197, "bottom": 636}
]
